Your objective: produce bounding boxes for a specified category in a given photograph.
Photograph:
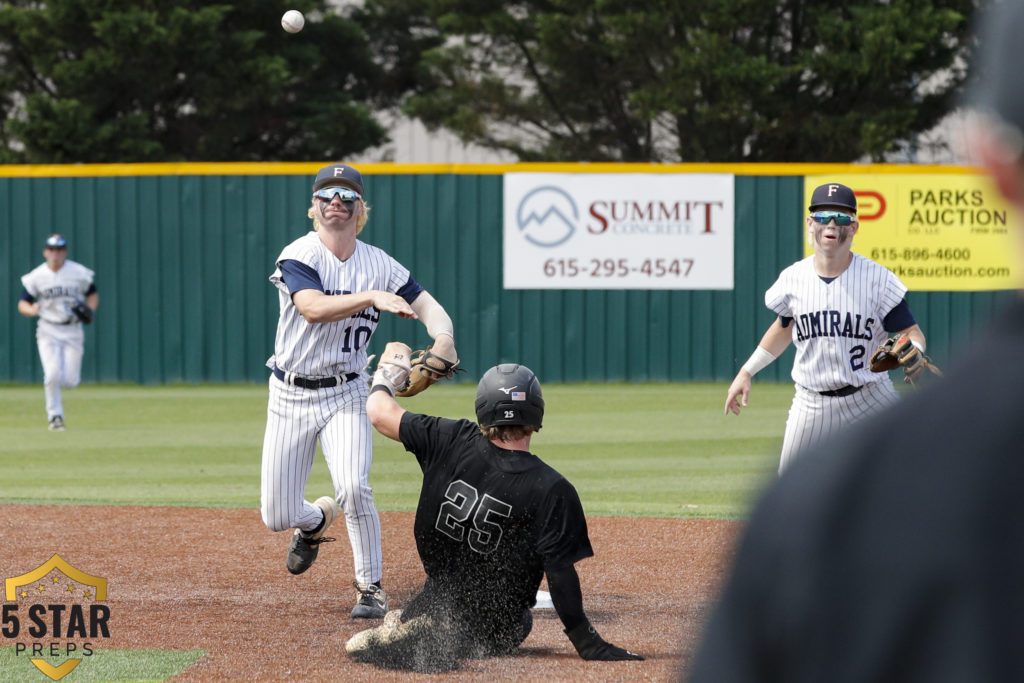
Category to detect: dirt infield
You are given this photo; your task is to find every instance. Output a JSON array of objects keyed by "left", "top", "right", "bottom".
[{"left": 1, "top": 504, "right": 741, "bottom": 681}]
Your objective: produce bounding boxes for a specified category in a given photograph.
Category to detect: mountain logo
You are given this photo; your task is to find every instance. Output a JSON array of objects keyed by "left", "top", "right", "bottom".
[{"left": 516, "top": 186, "right": 578, "bottom": 247}]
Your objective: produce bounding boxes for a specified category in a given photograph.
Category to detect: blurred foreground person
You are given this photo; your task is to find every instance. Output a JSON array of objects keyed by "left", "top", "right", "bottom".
[{"left": 688, "top": 3, "right": 1024, "bottom": 681}]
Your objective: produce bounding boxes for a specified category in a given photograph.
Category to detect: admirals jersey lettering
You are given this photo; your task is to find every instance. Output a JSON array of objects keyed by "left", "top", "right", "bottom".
[
  {"left": 791, "top": 310, "right": 876, "bottom": 343},
  {"left": 766, "top": 252, "right": 906, "bottom": 393}
]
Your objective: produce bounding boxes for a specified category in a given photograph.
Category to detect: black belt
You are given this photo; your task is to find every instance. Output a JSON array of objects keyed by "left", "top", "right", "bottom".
[
  {"left": 818, "top": 385, "right": 862, "bottom": 397},
  {"left": 273, "top": 366, "right": 359, "bottom": 389}
]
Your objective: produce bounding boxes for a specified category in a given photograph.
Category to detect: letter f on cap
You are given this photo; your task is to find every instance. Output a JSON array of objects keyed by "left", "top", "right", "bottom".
[{"left": 827, "top": 184, "right": 841, "bottom": 197}]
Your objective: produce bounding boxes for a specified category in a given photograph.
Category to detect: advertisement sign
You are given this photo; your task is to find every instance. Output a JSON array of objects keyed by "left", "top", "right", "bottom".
[
  {"left": 503, "top": 173, "right": 735, "bottom": 289},
  {"left": 805, "top": 173, "right": 1023, "bottom": 291}
]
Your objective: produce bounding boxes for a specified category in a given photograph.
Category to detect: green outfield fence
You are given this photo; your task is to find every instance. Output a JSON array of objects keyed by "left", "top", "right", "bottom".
[{"left": 0, "top": 162, "right": 1015, "bottom": 385}]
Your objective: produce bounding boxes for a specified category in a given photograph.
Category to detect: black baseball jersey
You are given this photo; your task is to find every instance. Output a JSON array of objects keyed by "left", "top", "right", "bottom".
[
  {"left": 688, "top": 298, "right": 1024, "bottom": 683},
  {"left": 399, "top": 413, "right": 593, "bottom": 632}
]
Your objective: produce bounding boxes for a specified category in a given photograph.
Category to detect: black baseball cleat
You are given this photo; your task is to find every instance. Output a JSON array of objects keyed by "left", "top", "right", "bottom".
[
  {"left": 351, "top": 582, "right": 389, "bottom": 618},
  {"left": 48, "top": 416, "right": 65, "bottom": 432},
  {"left": 286, "top": 496, "right": 337, "bottom": 575}
]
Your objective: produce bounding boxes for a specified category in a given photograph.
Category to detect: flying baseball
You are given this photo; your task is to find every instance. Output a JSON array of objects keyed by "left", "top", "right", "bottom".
[{"left": 281, "top": 10, "right": 304, "bottom": 33}]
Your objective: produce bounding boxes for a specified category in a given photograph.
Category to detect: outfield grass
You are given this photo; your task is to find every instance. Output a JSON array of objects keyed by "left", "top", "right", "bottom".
[
  {"left": 0, "top": 382, "right": 788, "bottom": 519},
  {"left": 0, "top": 647, "right": 206, "bottom": 682}
]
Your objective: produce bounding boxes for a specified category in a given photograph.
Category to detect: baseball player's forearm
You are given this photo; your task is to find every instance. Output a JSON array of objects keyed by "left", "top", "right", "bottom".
[
  {"left": 293, "top": 289, "right": 412, "bottom": 323},
  {"left": 899, "top": 324, "right": 926, "bottom": 351},
  {"left": 548, "top": 564, "right": 643, "bottom": 661},
  {"left": 546, "top": 564, "right": 586, "bottom": 631},
  {"left": 735, "top": 320, "right": 790, "bottom": 378},
  {"left": 410, "top": 291, "right": 458, "bottom": 364},
  {"left": 17, "top": 300, "right": 39, "bottom": 317},
  {"left": 410, "top": 290, "right": 454, "bottom": 340},
  {"left": 87, "top": 292, "right": 99, "bottom": 312},
  {"left": 366, "top": 389, "right": 405, "bottom": 441}
]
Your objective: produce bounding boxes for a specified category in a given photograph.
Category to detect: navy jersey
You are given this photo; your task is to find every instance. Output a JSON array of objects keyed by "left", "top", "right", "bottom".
[{"left": 399, "top": 413, "right": 593, "bottom": 629}]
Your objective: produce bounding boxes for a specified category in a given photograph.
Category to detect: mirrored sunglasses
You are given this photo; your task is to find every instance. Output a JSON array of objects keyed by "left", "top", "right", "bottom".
[
  {"left": 315, "top": 187, "right": 361, "bottom": 202},
  {"left": 810, "top": 210, "right": 855, "bottom": 227}
]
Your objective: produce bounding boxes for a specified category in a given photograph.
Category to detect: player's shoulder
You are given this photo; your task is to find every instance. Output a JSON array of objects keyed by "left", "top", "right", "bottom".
[
  {"left": 64, "top": 259, "right": 95, "bottom": 279},
  {"left": 353, "top": 239, "right": 398, "bottom": 264},
  {"left": 523, "top": 451, "right": 572, "bottom": 485},
  {"left": 773, "top": 255, "right": 814, "bottom": 283},
  {"left": 403, "top": 412, "right": 475, "bottom": 439},
  {"left": 22, "top": 262, "right": 48, "bottom": 279},
  {"left": 278, "top": 231, "right": 323, "bottom": 263}
]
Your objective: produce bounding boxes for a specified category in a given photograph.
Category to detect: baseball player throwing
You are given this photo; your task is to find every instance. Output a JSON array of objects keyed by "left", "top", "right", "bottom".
[
  {"left": 725, "top": 183, "right": 927, "bottom": 472},
  {"left": 343, "top": 356, "right": 643, "bottom": 672},
  {"left": 17, "top": 234, "right": 98, "bottom": 431},
  {"left": 260, "top": 163, "right": 459, "bottom": 619}
]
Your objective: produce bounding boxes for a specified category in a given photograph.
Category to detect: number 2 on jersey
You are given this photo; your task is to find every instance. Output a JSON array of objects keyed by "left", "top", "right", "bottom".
[
  {"left": 850, "top": 344, "right": 866, "bottom": 371},
  {"left": 435, "top": 480, "right": 512, "bottom": 554}
]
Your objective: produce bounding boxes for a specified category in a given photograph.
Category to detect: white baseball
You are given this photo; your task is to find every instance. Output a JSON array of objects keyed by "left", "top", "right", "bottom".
[{"left": 281, "top": 10, "right": 305, "bottom": 33}]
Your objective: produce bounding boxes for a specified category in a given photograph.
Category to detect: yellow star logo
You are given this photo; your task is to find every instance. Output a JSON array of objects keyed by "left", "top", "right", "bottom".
[
  {"left": 52, "top": 576, "right": 60, "bottom": 583},
  {"left": 19, "top": 590, "right": 27, "bottom": 598},
  {"left": 36, "top": 584, "right": 45, "bottom": 592},
  {"left": 83, "top": 591, "right": 92, "bottom": 598},
  {"left": 67, "top": 585, "right": 75, "bottom": 593}
]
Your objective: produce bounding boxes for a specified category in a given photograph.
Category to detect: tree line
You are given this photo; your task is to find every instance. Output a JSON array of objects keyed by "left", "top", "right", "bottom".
[{"left": 0, "top": 0, "right": 980, "bottom": 164}]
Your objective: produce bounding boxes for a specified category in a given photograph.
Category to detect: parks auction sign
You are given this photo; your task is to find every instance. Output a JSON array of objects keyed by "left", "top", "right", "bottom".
[
  {"left": 805, "top": 173, "right": 1024, "bottom": 291},
  {"left": 503, "top": 173, "right": 735, "bottom": 289}
]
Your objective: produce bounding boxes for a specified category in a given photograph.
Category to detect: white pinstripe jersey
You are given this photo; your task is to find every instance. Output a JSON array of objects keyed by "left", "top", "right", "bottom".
[
  {"left": 21, "top": 260, "right": 95, "bottom": 325},
  {"left": 267, "top": 232, "right": 412, "bottom": 377},
  {"left": 765, "top": 253, "right": 908, "bottom": 392}
]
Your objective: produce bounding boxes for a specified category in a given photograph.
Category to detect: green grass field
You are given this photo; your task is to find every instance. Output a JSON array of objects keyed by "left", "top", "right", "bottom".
[
  {"left": 0, "top": 648, "right": 206, "bottom": 683},
  {"left": 0, "top": 381, "right": 787, "bottom": 519}
]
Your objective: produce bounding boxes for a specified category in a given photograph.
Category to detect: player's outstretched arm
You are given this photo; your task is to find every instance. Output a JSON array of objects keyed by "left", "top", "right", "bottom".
[
  {"left": 366, "top": 343, "right": 412, "bottom": 441},
  {"left": 367, "top": 389, "right": 405, "bottom": 441},
  {"left": 410, "top": 290, "right": 457, "bottom": 360},
  {"left": 565, "top": 620, "right": 644, "bottom": 661},
  {"left": 547, "top": 564, "right": 643, "bottom": 662}
]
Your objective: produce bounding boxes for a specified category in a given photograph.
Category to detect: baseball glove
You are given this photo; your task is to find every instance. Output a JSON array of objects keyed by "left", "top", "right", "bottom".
[
  {"left": 71, "top": 301, "right": 93, "bottom": 325},
  {"left": 868, "top": 334, "right": 942, "bottom": 385},
  {"left": 394, "top": 345, "right": 464, "bottom": 397}
]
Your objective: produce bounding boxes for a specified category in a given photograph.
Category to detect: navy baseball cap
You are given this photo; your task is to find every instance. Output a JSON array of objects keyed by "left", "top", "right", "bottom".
[
  {"left": 312, "top": 163, "right": 364, "bottom": 196},
  {"left": 45, "top": 234, "right": 68, "bottom": 248},
  {"left": 808, "top": 183, "right": 857, "bottom": 212}
]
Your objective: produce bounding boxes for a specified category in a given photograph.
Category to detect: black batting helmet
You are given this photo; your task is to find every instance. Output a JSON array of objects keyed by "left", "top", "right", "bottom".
[{"left": 475, "top": 364, "right": 544, "bottom": 430}]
